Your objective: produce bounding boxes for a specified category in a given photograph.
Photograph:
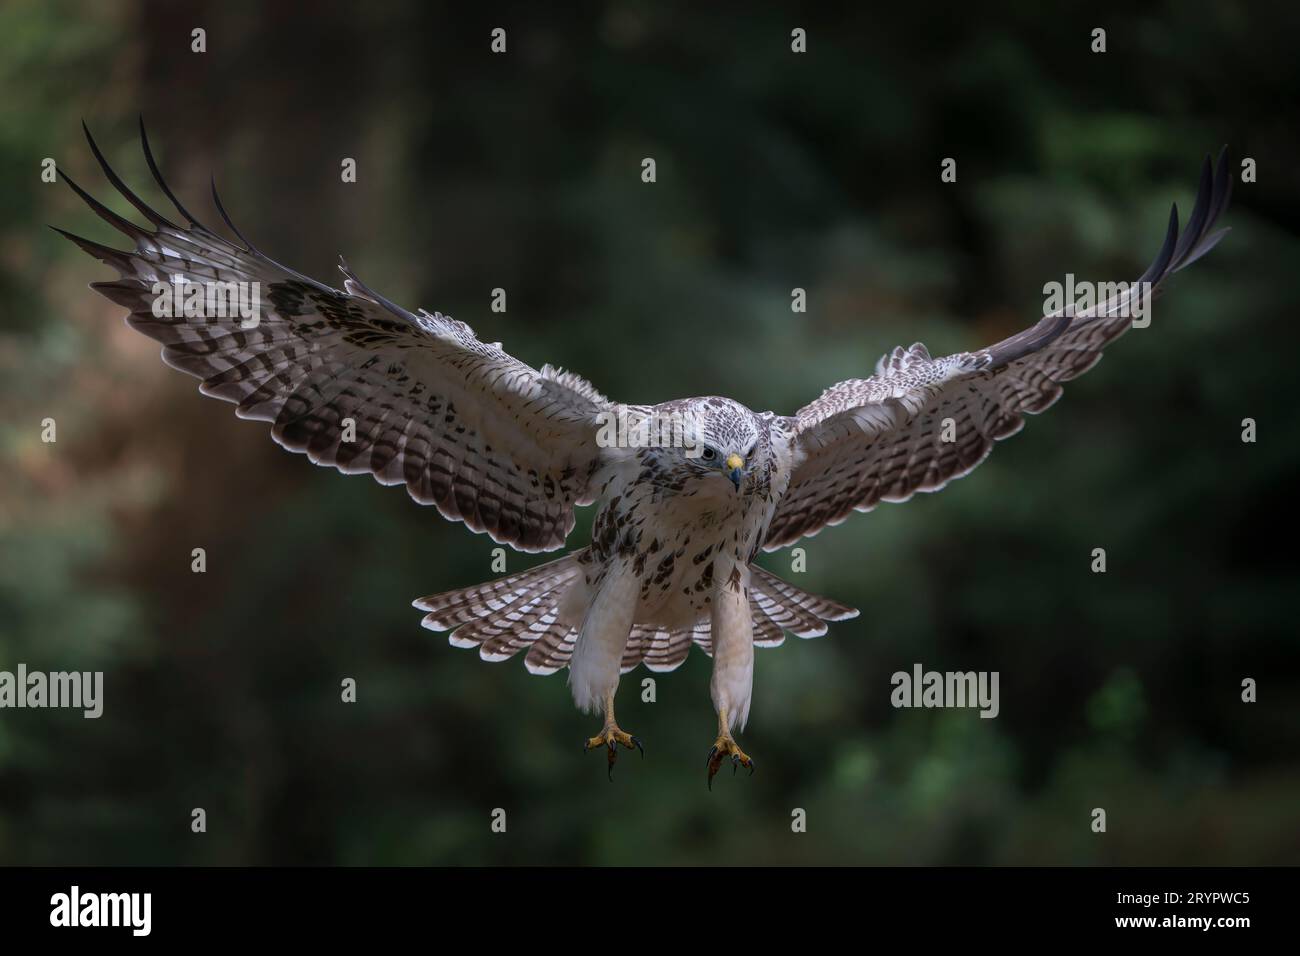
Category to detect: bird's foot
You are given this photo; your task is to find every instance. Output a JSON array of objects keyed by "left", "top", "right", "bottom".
[
  {"left": 584, "top": 724, "right": 644, "bottom": 780},
  {"left": 706, "top": 734, "right": 755, "bottom": 790}
]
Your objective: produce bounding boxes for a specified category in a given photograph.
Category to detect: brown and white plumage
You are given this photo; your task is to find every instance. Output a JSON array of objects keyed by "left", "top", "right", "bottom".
[
  {"left": 60, "top": 122, "right": 611, "bottom": 554},
  {"left": 60, "top": 123, "right": 1229, "bottom": 781}
]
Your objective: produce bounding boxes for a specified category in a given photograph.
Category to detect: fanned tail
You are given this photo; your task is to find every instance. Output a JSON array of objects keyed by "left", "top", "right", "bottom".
[{"left": 413, "top": 556, "right": 857, "bottom": 675}]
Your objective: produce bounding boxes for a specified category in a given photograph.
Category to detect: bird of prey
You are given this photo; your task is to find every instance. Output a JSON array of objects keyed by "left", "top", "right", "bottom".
[{"left": 58, "top": 123, "right": 1230, "bottom": 786}]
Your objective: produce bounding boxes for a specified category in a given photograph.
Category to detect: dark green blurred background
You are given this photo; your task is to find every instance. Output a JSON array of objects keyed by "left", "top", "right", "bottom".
[{"left": 2, "top": 1, "right": 1298, "bottom": 865}]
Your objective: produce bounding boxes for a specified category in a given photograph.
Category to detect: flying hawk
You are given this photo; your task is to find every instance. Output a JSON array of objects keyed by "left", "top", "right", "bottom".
[{"left": 59, "top": 123, "right": 1230, "bottom": 786}]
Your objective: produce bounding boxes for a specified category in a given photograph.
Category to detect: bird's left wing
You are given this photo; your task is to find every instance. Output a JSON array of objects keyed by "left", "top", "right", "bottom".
[
  {"left": 58, "top": 122, "right": 613, "bottom": 552},
  {"left": 765, "top": 150, "right": 1231, "bottom": 551}
]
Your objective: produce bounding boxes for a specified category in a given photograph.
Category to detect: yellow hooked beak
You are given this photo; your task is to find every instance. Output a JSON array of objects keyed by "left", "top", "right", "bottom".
[{"left": 725, "top": 453, "right": 744, "bottom": 491}]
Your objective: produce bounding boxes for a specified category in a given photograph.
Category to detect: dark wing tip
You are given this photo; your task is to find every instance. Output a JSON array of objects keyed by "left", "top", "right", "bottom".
[
  {"left": 81, "top": 119, "right": 176, "bottom": 231},
  {"left": 1206, "top": 145, "right": 1233, "bottom": 239},
  {"left": 1139, "top": 146, "right": 1233, "bottom": 285},
  {"left": 57, "top": 164, "right": 146, "bottom": 240},
  {"left": 1168, "top": 154, "right": 1215, "bottom": 270},
  {"left": 208, "top": 170, "right": 340, "bottom": 296},
  {"left": 209, "top": 174, "right": 255, "bottom": 252},
  {"left": 1170, "top": 145, "right": 1232, "bottom": 275},
  {"left": 138, "top": 115, "right": 209, "bottom": 229},
  {"left": 50, "top": 224, "right": 135, "bottom": 272}
]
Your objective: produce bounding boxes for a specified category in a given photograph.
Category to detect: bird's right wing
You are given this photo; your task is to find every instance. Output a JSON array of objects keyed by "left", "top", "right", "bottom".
[{"left": 59, "top": 122, "right": 613, "bottom": 552}]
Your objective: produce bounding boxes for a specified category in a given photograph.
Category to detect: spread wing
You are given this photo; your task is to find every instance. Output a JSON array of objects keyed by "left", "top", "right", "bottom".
[
  {"left": 58, "top": 122, "right": 613, "bottom": 552},
  {"left": 765, "top": 149, "right": 1231, "bottom": 551}
]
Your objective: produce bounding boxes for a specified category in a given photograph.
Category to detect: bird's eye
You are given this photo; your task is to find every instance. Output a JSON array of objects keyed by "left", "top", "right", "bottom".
[
  {"left": 744, "top": 442, "right": 757, "bottom": 458},
  {"left": 700, "top": 447, "right": 716, "bottom": 462}
]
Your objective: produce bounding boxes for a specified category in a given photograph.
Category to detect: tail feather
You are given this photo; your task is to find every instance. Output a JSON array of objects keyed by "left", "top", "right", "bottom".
[
  {"left": 413, "top": 552, "right": 579, "bottom": 630},
  {"left": 479, "top": 602, "right": 562, "bottom": 661},
  {"left": 525, "top": 625, "right": 577, "bottom": 675},
  {"left": 751, "top": 588, "right": 824, "bottom": 636},
  {"left": 620, "top": 625, "right": 656, "bottom": 673},
  {"left": 642, "top": 626, "right": 700, "bottom": 672},
  {"left": 749, "top": 565, "right": 859, "bottom": 640},
  {"left": 470, "top": 581, "right": 573, "bottom": 661},
  {"left": 414, "top": 553, "right": 583, "bottom": 664},
  {"left": 751, "top": 611, "right": 786, "bottom": 648},
  {"left": 444, "top": 579, "right": 556, "bottom": 649}
]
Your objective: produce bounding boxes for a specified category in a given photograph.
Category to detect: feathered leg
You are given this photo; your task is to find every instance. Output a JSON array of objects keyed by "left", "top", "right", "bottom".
[
  {"left": 570, "top": 562, "right": 642, "bottom": 779},
  {"left": 707, "top": 563, "right": 756, "bottom": 789}
]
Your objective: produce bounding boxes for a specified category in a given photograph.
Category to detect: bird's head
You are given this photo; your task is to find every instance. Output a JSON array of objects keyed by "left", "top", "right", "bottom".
[{"left": 679, "top": 397, "right": 762, "bottom": 495}]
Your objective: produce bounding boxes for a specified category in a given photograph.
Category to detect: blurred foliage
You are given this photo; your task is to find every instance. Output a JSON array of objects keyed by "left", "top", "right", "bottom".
[{"left": 1, "top": 0, "right": 1299, "bottom": 865}]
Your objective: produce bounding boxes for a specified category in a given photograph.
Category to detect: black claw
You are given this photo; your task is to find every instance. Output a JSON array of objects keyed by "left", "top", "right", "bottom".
[
  {"left": 631, "top": 736, "right": 644, "bottom": 758},
  {"left": 749, "top": 759, "right": 756, "bottom": 777}
]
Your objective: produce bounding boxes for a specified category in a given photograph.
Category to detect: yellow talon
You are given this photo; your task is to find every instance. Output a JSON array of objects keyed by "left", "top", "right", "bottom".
[
  {"left": 584, "top": 692, "right": 643, "bottom": 780},
  {"left": 706, "top": 731, "right": 754, "bottom": 789},
  {"left": 585, "top": 726, "right": 641, "bottom": 753}
]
